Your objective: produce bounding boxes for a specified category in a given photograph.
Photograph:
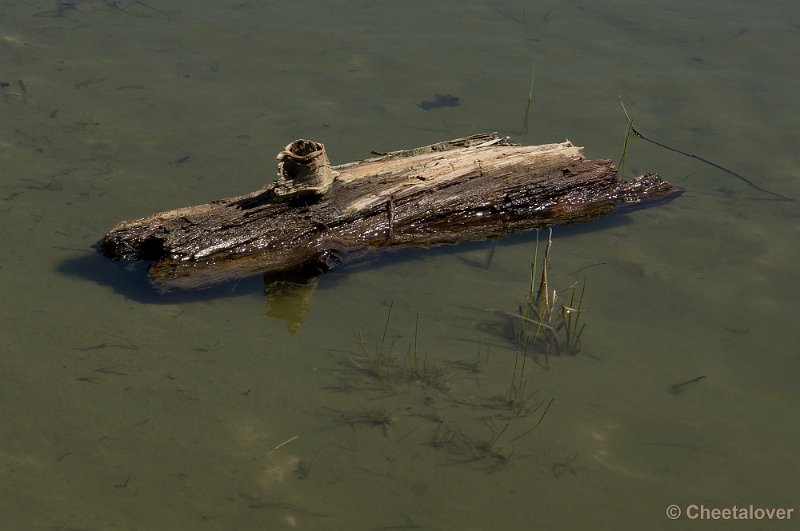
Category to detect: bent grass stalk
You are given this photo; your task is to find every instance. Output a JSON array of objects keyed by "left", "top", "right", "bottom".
[
  {"left": 618, "top": 94, "right": 635, "bottom": 178},
  {"left": 561, "top": 277, "right": 587, "bottom": 354},
  {"left": 522, "top": 62, "right": 535, "bottom": 134}
]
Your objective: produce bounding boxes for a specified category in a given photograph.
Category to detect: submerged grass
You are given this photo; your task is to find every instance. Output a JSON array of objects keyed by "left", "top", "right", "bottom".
[
  {"left": 432, "top": 397, "right": 553, "bottom": 470},
  {"left": 326, "top": 299, "right": 556, "bottom": 470},
  {"left": 347, "top": 302, "right": 451, "bottom": 393}
]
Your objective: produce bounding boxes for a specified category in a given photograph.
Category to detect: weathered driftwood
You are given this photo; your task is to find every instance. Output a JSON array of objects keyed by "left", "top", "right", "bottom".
[{"left": 98, "top": 133, "right": 682, "bottom": 291}]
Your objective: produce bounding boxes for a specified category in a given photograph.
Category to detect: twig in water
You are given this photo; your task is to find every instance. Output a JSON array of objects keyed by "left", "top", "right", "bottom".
[
  {"left": 669, "top": 375, "right": 706, "bottom": 395},
  {"left": 268, "top": 435, "right": 298, "bottom": 456}
]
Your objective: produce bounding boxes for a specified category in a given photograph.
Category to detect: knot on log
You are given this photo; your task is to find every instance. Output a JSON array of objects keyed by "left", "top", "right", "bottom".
[{"left": 274, "top": 139, "right": 338, "bottom": 200}]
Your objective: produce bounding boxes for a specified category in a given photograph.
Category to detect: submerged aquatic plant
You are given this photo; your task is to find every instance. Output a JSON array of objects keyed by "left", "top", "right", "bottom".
[
  {"left": 431, "top": 396, "right": 552, "bottom": 471},
  {"left": 344, "top": 302, "right": 452, "bottom": 393},
  {"left": 319, "top": 293, "right": 558, "bottom": 477}
]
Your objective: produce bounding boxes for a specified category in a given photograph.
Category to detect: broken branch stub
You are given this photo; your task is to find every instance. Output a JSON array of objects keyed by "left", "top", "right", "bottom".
[
  {"left": 273, "top": 139, "right": 338, "bottom": 199},
  {"left": 97, "top": 133, "right": 682, "bottom": 291}
]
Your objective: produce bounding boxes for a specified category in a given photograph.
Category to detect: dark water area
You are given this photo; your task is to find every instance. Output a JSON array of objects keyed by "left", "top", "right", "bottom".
[{"left": 2, "top": 1, "right": 799, "bottom": 529}]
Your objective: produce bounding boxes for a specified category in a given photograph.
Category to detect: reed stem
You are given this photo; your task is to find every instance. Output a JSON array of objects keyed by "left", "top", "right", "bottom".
[{"left": 521, "top": 63, "right": 535, "bottom": 134}]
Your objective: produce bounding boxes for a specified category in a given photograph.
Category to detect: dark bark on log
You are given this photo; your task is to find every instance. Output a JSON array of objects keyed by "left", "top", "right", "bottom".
[{"left": 97, "top": 133, "right": 682, "bottom": 291}]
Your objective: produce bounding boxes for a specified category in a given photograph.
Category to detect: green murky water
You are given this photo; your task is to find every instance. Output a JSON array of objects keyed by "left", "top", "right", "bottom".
[{"left": 2, "top": 1, "right": 799, "bottom": 530}]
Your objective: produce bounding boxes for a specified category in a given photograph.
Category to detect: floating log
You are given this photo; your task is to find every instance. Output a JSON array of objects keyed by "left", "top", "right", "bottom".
[{"left": 97, "top": 133, "right": 682, "bottom": 291}]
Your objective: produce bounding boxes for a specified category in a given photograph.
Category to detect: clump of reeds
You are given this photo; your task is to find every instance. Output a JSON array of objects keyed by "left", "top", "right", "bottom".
[{"left": 517, "top": 228, "right": 587, "bottom": 361}]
